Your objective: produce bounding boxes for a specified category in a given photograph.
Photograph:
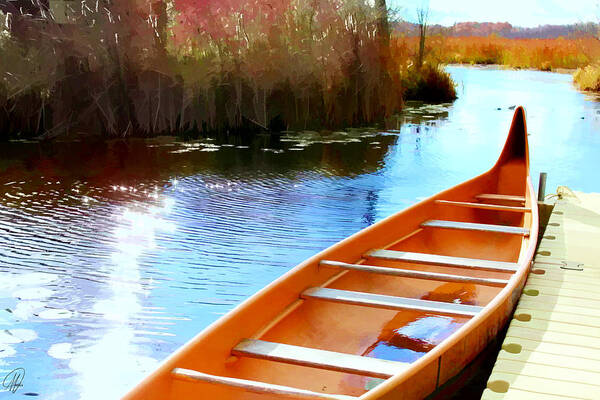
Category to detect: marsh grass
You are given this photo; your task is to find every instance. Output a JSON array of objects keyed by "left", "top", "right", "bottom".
[
  {"left": 401, "top": 65, "right": 456, "bottom": 102},
  {"left": 0, "top": 0, "right": 459, "bottom": 139},
  {"left": 0, "top": 1, "right": 393, "bottom": 138},
  {"left": 389, "top": 36, "right": 456, "bottom": 103},
  {"left": 416, "top": 35, "right": 600, "bottom": 71},
  {"left": 423, "top": 34, "right": 600, "bottom": 93},
  {"left": 574, "top": 65, "right": 600, "bottom": 91}
]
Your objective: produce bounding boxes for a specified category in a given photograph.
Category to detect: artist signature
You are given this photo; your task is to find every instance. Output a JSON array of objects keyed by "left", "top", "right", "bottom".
[{"left": 2, "top": 368, "right": 25, "bottom": 393}]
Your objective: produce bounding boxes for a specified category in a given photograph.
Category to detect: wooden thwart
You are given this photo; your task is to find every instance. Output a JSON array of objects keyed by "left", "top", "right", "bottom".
[
  {"left": 436, "top": 200, "right": 530, "bottom": 213},
  {"left": 475, "top": 194, "right": 526, "bottom": 203},
  {"left": 421, "top": 220, "right": 530, "bottom": 236},
  {"left": 301, "top": 287, "right": 483, "bottom": 317},
  {"left": 319, "top": 260, "right": 509, "bottom": 287},
  {"left": 365, "top": 249, "right": 519, "bottom": 273},
  {"left": 172, "top": 368, "right": 358, "bottom": 400},
  {"left": 233, "top": 339, "right": 408, "bottom": 379}
]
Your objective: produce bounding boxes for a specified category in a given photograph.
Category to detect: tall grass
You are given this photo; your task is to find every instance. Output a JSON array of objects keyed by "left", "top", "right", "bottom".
[
  {"left": 414, "top": 34, "right": 600, "bottom": 92},
  {"left": 0, "top": 0, "right": 460, "bottom": 139},
  {"left": 574, "top": 65, "right": 600, "bottom": 91},
  {"left": 412, "top": 35, "right": 600, "bottom": 71},
  {"left": 0, "top": 0, "right": 411, "bottom": 139},
  {"left": 389, "top": 36, "right": 456, "bottom": 102}
]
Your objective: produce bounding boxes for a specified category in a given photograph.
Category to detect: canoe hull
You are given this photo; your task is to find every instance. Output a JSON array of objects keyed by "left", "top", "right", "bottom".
[{"left": 123, "top": 107, "right": 538, "bottom": 400}]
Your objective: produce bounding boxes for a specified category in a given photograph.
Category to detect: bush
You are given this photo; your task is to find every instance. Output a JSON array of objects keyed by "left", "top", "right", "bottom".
[
  {"left": 574, "top": 65, "right": 600, "bottom": 91},
  {"left": 388, "top": 36, "right": 457, "bottom": 103},
  {"left": 402, "top": 64, "right": 457, "bottom": 103}
]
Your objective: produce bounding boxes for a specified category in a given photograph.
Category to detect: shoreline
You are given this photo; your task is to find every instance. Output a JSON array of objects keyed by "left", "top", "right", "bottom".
[{"left": 444, "top": 63, "right": 576, "bottom": 75}]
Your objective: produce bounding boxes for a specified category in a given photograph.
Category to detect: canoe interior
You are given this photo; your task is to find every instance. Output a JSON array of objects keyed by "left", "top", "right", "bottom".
[{"left": 123, "top": 108, "right": 538, "bottom": 400}]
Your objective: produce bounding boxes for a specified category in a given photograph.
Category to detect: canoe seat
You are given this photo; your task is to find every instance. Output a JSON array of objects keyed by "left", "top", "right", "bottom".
[
  {"left": 435, "top": 200, "right": 530, "bottom": 213},
  {"left": 365, "top": 250, "right": 519, "bottom": 273},
  {"left": 232, "top": 339, "right": 408, "bottom": 379},
  {"left": 301, "top": 287, "right": 483, "bottom": 317},
  {"left": 421, "top": 220, "right": 530, "bottom": 236},
  {"left": 319, "top": 260, "right": 509, "bottom": 287},
  {"left": 172, "top": 368, "right": 358, "bottom": 399},
  {"left": 475, "top": 194, "right": 526, "bottom": 204}
]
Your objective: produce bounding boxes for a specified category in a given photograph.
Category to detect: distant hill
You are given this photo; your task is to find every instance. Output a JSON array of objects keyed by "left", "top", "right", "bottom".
[{"left": 394, "top": 21, "right": 599, "bottom": 39}]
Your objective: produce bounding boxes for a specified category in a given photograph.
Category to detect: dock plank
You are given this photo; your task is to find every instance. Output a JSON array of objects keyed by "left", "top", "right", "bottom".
[
  {"left": 482, "top": 387, "right": 571, "bottom": 400},
  {"left": 512, "top": 308, "right": 600, "bottom": 328},
  {"left": 492, "top": 359, "right": 600, "bottom": 387},
  {"left": 501, "top": 336, "right": 600, "bottom": 361},
  {"left": 482, "top": 371, "right": 599, "bottom": 399},
  {"left": 497, "top": 348, "right": 600, "bottom": 373},
  {"left": 522, "top": 283, "right": 600, "bottom": 301},
  {"left": 506, "top": 325, "right": 600, "bottom": 349},
  {"left": 509, "top": 318, "right": 600, "bottom": 338}
]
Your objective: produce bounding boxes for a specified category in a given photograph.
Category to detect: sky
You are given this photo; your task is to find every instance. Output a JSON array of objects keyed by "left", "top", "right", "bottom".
[{"left": 391, "top": 0, "right": 599, "bottom": 27}]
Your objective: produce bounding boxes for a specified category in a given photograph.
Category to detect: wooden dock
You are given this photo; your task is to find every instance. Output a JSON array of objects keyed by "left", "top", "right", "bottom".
[{"left": 482, "top": 188, "right": 600, "bottom": 400}]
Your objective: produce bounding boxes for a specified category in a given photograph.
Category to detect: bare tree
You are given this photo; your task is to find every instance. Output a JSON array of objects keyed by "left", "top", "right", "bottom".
[
  {"left": 416, "top": 2, "right": 429, "bottom": 69},
  {"left": 375, "top": 0, "right": 390, "bottom": 49}
]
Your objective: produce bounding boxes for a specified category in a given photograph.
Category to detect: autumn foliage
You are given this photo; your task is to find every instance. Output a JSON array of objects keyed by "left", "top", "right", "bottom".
[
  {"left": 0, "top": 0, "right": 438, "bottom": 138},
  {"left": 406, "top": 34, "right": 600, "bottom": 93},
  {"left": 410, "top": 35, "right": 600, "bottom": 71},
  {"left": 574, "top": 65, "right": 600, "bottom": 91}
]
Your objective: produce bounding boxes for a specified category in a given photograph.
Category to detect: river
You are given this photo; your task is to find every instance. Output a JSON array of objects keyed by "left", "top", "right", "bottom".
[{"left": 0, "top": 66, "right": 598, "bottom": 399}]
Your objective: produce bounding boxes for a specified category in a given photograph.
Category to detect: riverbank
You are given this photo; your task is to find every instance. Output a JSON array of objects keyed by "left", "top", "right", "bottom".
[
  {"left": 428, "top": 36, "right": 599, "bottom": 72},
  {"left": 445, "top": 64, "right": 576, "bottom": 75},
  {"left": 0, "top": 2, "right": 457, "bottom": 141},
  {"left": 446, "top": 63, "right": 600, "bottom": 93}
]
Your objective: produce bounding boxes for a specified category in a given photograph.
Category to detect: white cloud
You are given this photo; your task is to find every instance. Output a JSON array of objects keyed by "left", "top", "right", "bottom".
[{"left": 391, "top": 0, "right": 599, "bottom": 27}]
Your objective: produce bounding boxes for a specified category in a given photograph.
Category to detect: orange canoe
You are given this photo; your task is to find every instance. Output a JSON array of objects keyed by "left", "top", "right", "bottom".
[{"left": 123, "top": 107, "right": 539, "bottom": 400}]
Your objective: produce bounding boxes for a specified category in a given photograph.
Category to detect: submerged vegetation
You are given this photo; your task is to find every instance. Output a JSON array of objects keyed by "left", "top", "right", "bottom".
[{"left": 0, "top": 0, "right": 455, "bottom": 139}]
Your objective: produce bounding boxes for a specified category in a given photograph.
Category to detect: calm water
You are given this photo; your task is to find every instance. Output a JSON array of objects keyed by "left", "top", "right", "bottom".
[{"left": 0, "top": 66, "right": 599, "bottom": 399}]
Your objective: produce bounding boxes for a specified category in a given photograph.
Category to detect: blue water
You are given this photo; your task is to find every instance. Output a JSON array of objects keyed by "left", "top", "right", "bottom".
[{"left": 0, "top": 66, "right": 598, "bottom": 399}]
